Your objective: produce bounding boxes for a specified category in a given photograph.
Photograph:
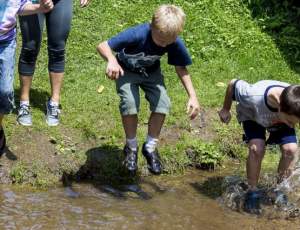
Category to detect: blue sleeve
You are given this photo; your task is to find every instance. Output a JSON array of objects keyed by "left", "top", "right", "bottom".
[
  {"left": 107, "top": 26, "right": 143, "bottom": 52},
  {"left": 167, "top": 37, "right": 192, "bottom": 66}
]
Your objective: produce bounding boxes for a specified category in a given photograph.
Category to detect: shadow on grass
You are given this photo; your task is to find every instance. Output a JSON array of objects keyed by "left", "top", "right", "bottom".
[
  {"left": 245, "top": 0, "right": 300, "bottom": 73},
  {"left": 14, "top": 87, "right": 50, "bottom": 114},
  {"left": 190, "top": 176, "right": 224, "bottom": 199},
  {"left": 62, "top": 144, "right": 153, "bottom": 200}
]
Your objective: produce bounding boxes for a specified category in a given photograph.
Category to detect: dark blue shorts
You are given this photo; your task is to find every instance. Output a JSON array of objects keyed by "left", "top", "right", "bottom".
[{"left": 242, "top": 120, "right": 297, "bottom": 145}]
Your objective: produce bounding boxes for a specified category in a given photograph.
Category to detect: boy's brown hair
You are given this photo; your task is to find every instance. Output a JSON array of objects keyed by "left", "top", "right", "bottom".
[{"left": 280, "top": 85, "right": 300, "bottom": 118}]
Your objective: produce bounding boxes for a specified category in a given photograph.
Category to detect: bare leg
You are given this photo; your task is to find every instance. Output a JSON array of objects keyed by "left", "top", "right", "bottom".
[
  {"left": 148, "top": 112, "right": 165, "bottom": 138},
  {"left": 246, "top": 139, "right": 266, "bottom": 190},
  {"left": 122, "top": 115, "right": 138, "bottom": 139},
  {"left": 19, "top": 75, "right": 33, "bottom": 102},
  {"left": 278, "top": 143, "right": 299, "bottom": 182},
  {"left": 49, "top": 72, "right": 64, "bottom": 103}
]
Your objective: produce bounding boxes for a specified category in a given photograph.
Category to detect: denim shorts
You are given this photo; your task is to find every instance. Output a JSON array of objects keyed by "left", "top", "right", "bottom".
[
  {"left": 0, "top": 39, "right": 16, "bottom": 114},
  {"left": 242, "top": 120, "right": 297, "bottom": 145},
  {"left": 116, "top": 68, "right": 171, "bottom": 115}
]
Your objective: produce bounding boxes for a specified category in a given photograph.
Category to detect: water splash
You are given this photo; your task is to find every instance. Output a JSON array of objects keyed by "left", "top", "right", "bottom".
[
  {"left": 220, "top": 174, "right": 300, "bottom": 219},
  {"left": 276, "top": 167, "right": 300, "bottom": 198}
]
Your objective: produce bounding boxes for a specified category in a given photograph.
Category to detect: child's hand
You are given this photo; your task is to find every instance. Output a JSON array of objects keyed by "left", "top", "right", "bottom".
[
  {"left": 187, "top": 96, "right": 200, "bottom": 120},
  {"left": 106, "top": 60, "right": 124, "bottom": 80},
  {"left": 218, "top": 108, "right": 231, "bottom": 124},
  {"left": 39, "top": 0, "right": 54, "bottom": 12}
]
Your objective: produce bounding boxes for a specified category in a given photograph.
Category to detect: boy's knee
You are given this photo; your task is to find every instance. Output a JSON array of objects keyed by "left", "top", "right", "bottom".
[
  {"left": 150, "top": 94, "right": 171, "bottom": 114},
  {"left": 119, "top": 98, "right": 139, "bottom": 115},
  {"left": 249, "top": 143, "right": 265, "bottom": 158},
  {"left": 281, "top": 143, "right": 298, "bottom": 158}
]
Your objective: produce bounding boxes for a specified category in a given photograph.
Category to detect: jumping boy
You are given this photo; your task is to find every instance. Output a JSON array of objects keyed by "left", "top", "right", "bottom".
[
  {"left": 97, "top": 4, "right": 200, "bottom": 175},
  {"left": 219, "top": 79, "right": 300, "bottom": 213},
  {"left": 0, "top": 0, "right": 53, "bottom": 153}
]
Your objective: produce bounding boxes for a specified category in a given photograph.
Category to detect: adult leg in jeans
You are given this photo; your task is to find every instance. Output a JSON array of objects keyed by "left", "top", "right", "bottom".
[{"left": 0, "top": 40, "right": 17, "bottom": 150}]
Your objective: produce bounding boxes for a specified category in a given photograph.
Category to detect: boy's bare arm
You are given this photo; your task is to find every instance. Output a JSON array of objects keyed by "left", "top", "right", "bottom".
[
  {"left": 175, "top": 66, "right": 200, "bottom": 120},
  {"left": 19, "top": 0, "right": 53, "bottom": 15},
  {"left": 218, "top": 79, "right": 237, "bottom": 124},
  {"left": 96, "top": 41, "right": 124, "bottom": 80}
]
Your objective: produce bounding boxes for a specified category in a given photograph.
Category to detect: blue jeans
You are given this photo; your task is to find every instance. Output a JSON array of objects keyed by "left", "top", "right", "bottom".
[{"left": 0, "top": 39, "right": 16, "bottom": 114}]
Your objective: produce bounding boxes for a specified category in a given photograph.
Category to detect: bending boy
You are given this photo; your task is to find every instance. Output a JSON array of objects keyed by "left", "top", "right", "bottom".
[
  {"left": 0, "top": 0, "right": 53, "bottom": 153},
  {"left": 97, "top": 5, "right": 200, "bottom": 175},
  {"left": 219, "top": 79, "right": 300, "bottom": 213}
]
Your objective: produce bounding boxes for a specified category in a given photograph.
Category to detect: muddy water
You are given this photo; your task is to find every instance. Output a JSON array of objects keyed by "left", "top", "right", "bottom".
[{"left": 0, "top": 170, "right": 299, "bottom": 230}]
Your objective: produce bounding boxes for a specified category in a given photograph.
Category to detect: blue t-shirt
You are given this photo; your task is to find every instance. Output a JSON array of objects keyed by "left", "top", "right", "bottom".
[{"left": 107, "top": 23, "right": 192, "bottom": 71}]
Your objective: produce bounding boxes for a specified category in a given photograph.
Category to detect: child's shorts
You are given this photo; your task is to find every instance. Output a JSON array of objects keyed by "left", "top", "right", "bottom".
[
  {"left": 0, "top": 39, "right": 16, "bottom": 114},
  {"left": 116, "top": 68, "right": 171, "bottom": 115},
  {"left": 242, "top": 120, "right": 297, "bottom": 145}
]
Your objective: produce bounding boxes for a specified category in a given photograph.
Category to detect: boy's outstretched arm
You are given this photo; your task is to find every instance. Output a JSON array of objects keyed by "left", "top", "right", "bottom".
[
  {"left": 19, "top": 0, "right": 53, "bottom": 15},
  {"left": 218, "top": 79, "right": 237, "bottom": 124},
  {"left": 96, "top": 41, "right": 124, "bottom": 80},
  {"left": 175, "top": 66, "right": 200, "bottom": 120}
]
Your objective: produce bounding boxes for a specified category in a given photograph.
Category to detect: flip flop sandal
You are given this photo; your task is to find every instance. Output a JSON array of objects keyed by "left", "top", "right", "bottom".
[{"left": 0, "top": 128, "right": 6, "bottom": 154}]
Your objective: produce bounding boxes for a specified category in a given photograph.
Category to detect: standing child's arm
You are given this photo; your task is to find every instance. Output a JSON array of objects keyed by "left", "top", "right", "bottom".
[
  {"left": 175, "top": 66, "right": 200, "bottom": 120},
  {"left": 218, "top": 79, "right": 237, "bottom": 124},
  {"left": 97, "top": 41, "right": 124, "bottom": 80},
  {"left": 19, "top": 0, "right": 53, "bottom": 16}
]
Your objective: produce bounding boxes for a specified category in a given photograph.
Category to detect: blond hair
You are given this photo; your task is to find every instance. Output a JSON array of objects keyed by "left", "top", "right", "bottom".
[{"left": 151, "top": 4, "right": 186, "bottom": 37}]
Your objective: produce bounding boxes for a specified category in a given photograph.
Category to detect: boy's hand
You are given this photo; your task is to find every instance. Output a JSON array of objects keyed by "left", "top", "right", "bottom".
[
  {"left": 40, "top": 0, "right": 54, "bottom": 12},
  {"left": 187, "top": 96, "right": 200, "bottom": 120},
  {"left": 218, "top": 108, "right": 231, "bottom": 124},
  {"left": 106, "top": 60, "right": 124, "bottom": 80}
]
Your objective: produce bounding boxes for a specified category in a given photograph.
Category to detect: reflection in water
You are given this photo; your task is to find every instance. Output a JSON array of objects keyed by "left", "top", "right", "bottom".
[{"left": 0, "top": 171, "right": 299, "bottom": 229}]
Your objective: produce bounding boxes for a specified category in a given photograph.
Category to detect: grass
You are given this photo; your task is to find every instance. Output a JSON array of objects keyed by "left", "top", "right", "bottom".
[{"left": 3, "top": 0, "right": 300, "bottom": 186}]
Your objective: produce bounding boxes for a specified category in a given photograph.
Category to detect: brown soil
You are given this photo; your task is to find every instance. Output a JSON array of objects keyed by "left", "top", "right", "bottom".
[{"left": 0, "top": 109, "right": 219, "bottom": 186}]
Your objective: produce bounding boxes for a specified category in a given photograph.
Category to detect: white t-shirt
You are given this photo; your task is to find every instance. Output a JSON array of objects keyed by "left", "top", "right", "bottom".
[{"left": 234, "top": 80, "right": 290, "bottom": 128}]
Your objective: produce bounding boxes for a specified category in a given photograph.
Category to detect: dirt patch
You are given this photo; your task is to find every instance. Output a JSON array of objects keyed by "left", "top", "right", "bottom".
[
  {"left": 189, "top": 108, "right": 218, "bottom": 141},
  {"left": 1, "top": 128, "right": 60, "bottom": 184},
  {"left": 0, "top": 109, "right": 220, "bottom": 186},
  {"left": 160, "top": 108, "right": 218, "bottom": 145}
]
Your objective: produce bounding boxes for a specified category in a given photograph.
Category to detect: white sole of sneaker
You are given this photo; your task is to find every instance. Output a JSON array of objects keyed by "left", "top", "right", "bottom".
[
  {"left": 17, "top": 121, "right": 32, "bottom": 126},
  {"left": 46, "top": 121, "right": 59, "bottom": 127}
]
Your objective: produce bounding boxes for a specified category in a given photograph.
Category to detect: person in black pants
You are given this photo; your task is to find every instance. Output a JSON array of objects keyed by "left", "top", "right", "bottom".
[{"left": 17, "top": 0, "right": 89, "bottom": 126}]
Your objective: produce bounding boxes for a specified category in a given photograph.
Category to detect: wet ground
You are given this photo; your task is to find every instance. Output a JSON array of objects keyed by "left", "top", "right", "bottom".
[{"left": 0, "top": 170, "right": 299, "bottom": 230}]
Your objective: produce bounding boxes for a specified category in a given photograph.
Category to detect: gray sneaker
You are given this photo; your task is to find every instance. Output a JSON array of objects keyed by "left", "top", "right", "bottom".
[
  {"left": 46, "top": 100, "right": 61, "bottom": 126},
  {"left": 17, "top": 104, "right": 33, "bottom": 126}
]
